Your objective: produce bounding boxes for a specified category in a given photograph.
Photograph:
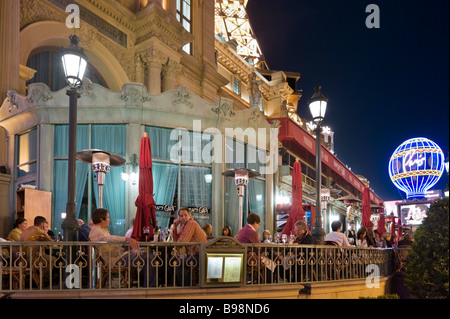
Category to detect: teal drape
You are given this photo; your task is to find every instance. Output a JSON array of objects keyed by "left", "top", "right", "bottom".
[
  {"left": 53, "top": 125, "right": 90, "bottom": 234},
  {"left": 91, "top": 125, "right": 126, "bottom": 235},
  {"left": 152, "top": 162, "right": 178, "bottom": 229}
]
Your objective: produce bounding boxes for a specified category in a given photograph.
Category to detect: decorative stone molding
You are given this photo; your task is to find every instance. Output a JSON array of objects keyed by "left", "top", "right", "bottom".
[
  {"left": 140, "top": 48, "right": 167, "bottom": 65},
  {"left": 211, "top": 98, "right": 236, "bottom": 118},
  {"left": 172, "top": 86, "right": 193, "bottom": 109},
  {"left": 20, "top": 0, "right": 66, "bottom": 29},
  {"left": 79, "top": 79, "right": 97, "bottom": 100},
  {"left": 120, "top": 86, "right": 151, "bottom": 104},
  {"left": 26, "top": 85, "right": 53, "bottom": 105},
  {"left": 248, "top": 107, "right": 263, "bottom": 122},
  {"left": 6, "top": 91, "right": 19, "bottom": 113}
]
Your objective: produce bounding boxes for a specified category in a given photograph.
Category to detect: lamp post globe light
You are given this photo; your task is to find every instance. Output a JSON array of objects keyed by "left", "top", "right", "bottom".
[
  {"left": 309, "top": 85, "right": 328, "bottom": 244},
  {"left": 61, "top": 35, "right": 88, "bottom": 241}
]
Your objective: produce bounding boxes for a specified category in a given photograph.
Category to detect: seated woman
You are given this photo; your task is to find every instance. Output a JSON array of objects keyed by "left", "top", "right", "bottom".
[
  {"left": 7, "top": 217, "right": 28, "bottom": 241},
  {"left": 356, "top": 227, "right": 368, "bottom": 248}
]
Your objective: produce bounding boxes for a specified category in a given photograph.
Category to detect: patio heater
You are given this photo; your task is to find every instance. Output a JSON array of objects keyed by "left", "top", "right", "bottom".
[
  {"left": 77, "top": 149, "right": 126, "bottom": 208},
  {"left": 222, "top": 168, "right": 260, "bottom": 230}
]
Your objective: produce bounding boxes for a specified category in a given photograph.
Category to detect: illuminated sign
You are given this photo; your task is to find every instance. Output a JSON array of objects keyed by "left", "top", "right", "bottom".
[
  {"left": 388, "top": 138, "right": 445, "bottom": 200},
  {"left": 398, "top": 201, "right": 431, "bottom": 226}
]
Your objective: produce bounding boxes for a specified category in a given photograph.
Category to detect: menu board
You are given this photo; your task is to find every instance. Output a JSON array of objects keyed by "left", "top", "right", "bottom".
[{"left": 205, "top": 253, "right": 244, "bottom": 284}]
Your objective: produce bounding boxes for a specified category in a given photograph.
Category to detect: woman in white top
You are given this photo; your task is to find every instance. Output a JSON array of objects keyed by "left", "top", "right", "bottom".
[{"left": 356, "top": 227, "right": 368, "bottom": 248}]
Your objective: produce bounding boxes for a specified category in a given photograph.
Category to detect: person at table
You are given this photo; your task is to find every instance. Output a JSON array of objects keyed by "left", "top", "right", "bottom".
[
  {"left": 237, "top": 213, "right": 261, "bottom": 244},
  {"left": 20, "top": 216, "right": 55, "bottom": 285},
  {"left": 347, "top": 221, "right": 357, "bottom": 245},
  {"left": 290, "top": 220, "right": 313, "bottom": 245},
  {"left": 7, "top": 217, "right": 28, "bottom": 241},
  {"left": 78, "top": 219, "right": 93, "bottom": 242},
  {"left": 202, "top": 223, "right": 214, "bottom": 240},
  {"left": 221, "top": 225, "right": 233, "bottom": 237},
  {"left": 355, "top": 227, "right": 368, "bottom": 248},
  {"left": 89, "top": 208, "right": 151, "bottom": 287},
  {"left": 261, "top": 229, "right": 271, "bottom": 243},
  {"left": 282, "top": 220, "right": 315, "bottom": 282},
  {"left": 324, "top": 220, "right": 351, "bottom": 246},
  {"left": 171, "top": 207, "right": 207, "bottom": 286}
]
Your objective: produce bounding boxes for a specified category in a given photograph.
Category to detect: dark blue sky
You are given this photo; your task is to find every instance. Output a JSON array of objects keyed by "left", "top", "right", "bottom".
[{"left": 247, "top": 0, "right": 449, "bottom": 201}]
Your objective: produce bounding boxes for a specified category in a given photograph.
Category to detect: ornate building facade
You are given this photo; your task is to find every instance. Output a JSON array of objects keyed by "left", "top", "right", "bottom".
[{"left": 0, "top": 0, "right": 384, "bottom": 238}]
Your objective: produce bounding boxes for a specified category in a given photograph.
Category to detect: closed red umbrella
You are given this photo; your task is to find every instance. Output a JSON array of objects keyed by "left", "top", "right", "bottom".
[
  {"left": 282, "top": 159, "right": 305, "bottom": 237},
  {"left": 377, "top": 209, "right": 386, "bottom": 236},
  {"left": 361, "top": 187, "right": 373, "bottom": 228},
  {"left": 131, "top": 132, "right": 157, "bottom": 242}
]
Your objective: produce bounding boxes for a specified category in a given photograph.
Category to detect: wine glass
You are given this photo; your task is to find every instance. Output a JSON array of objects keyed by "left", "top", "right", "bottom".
[
  {"left": 289, "top": 234, "right": 295, "bottom": 243},
  {"left": 274, "top": 233, "right": 280, "bottom": 244},
  {"left": 143, "top": 226, "right": 150, "bottom": 242},
  {"left": 281, "top": 234, "right": 287, "bottom": 244}
]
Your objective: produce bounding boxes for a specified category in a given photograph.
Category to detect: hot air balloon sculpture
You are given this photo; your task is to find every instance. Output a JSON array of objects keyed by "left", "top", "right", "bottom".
[{"left": 388, "top": 137, "right": 445, "bottom": 200}]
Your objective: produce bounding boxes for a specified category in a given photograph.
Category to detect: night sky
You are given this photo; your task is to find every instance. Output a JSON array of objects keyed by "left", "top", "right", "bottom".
[{"left": 246, "top": 0, "right": 449, "bottom": 201}]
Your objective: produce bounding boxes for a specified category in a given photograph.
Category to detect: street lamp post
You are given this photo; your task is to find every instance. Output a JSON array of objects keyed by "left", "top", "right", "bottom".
[
  {"left": 60, "top": 35, "right": 88, "bottom": 241},
  {"left": 309, "top": 85, "right": 328, "bottom": 244}
]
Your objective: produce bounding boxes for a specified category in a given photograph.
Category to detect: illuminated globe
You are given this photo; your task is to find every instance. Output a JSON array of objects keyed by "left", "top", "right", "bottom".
[{"left": 388, "top": 137, "right": 445, "bottom": 200}]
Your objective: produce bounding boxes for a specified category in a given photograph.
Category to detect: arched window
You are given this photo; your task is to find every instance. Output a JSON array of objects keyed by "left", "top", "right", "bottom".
[{"left": 26, "top": 48, "right": 108, "bottom": 91}]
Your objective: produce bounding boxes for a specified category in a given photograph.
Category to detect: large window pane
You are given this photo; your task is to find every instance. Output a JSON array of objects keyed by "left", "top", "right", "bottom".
[
  {"left": 153, "top": 162, "right": 178, "bottom": 229},
  {"left": 249, "top": 179, "right": 266, "bottom": 238},
  {"left": 146, "top": 126, "right": 178, "bottom": 161},
  {"left": 17, "top": 128, "right": 37, "bottom": 178},
  {"left": 180, "top": 166, "right": 212, "bottom": 228}
]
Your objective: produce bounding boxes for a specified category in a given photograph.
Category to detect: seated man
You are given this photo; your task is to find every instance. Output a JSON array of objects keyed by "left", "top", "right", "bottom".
[
  {"left": 237, "top": 213, "right": 274, "bottom": 282},
  {"left": 282, "top": 220, "right": 315, "bottom": 281},
  {"left": 89, "top": 208, "right": 151, "bottom": 287},
  {"left": 171, "top": 207, "right": 207, "bottom": 286},
  {"left": 324, "top": 220, "right": 351, "bottom": 247},
  {"left": 20, "top": 216, "right": 55, "bottom": 285}
]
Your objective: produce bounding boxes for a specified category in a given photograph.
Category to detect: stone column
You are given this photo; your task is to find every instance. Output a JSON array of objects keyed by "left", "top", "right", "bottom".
[
  {"left": 162, "top": 59, "right": 180, "bottom": 92},
  {"left": 135, "top": 54, "right": 145, "bottom": 85},
  {"left": 0, "top": 0, "right": 20, "bottom": 101},
  {"left": 166, "top": 0, "right": 177, "bottom": 19},
  {"left": 19, "top": 65, "right": 37, "bottom": 96},
  {"left": 143, "top": 49, "right": 165, "bottom": 95},
  {"left": 38, "top": 124, "right": 53, "bottom": 192}
]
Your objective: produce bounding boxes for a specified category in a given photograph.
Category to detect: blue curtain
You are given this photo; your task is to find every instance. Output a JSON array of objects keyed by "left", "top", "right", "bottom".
[
  {"left": 181, "top": 166, "right": 212, "bottom": 228},
  {"left": 224, "top": 137, "right": 247, "bottom": 233},
  {"left": 249, "top": 178, "right": 266, "bottom": 238},
  {"left": 53, "top": 125, "right": 90, "bottom": 234},
  {"left": 145, "top": 126, "right": 177, "bottom": 161},
  {"left": 91, "top": 125, "right": 126, "bottom": 235},
  {"left": 152, "top": 162, "right": 178, "bottom": 229}
]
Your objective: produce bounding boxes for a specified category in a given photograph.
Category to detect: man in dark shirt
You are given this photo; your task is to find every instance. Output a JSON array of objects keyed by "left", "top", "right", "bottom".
[
  {"left": 283, "top": 220, "right": 315, "bottom": 282},
  {"left": 293, "top": 220, "right": 315, "bottom": 245}
]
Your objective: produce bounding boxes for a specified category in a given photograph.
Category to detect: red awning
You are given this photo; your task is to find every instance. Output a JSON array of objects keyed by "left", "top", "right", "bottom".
[{"left": 271, "top": 117, "right": 384, "bottom": 206}]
